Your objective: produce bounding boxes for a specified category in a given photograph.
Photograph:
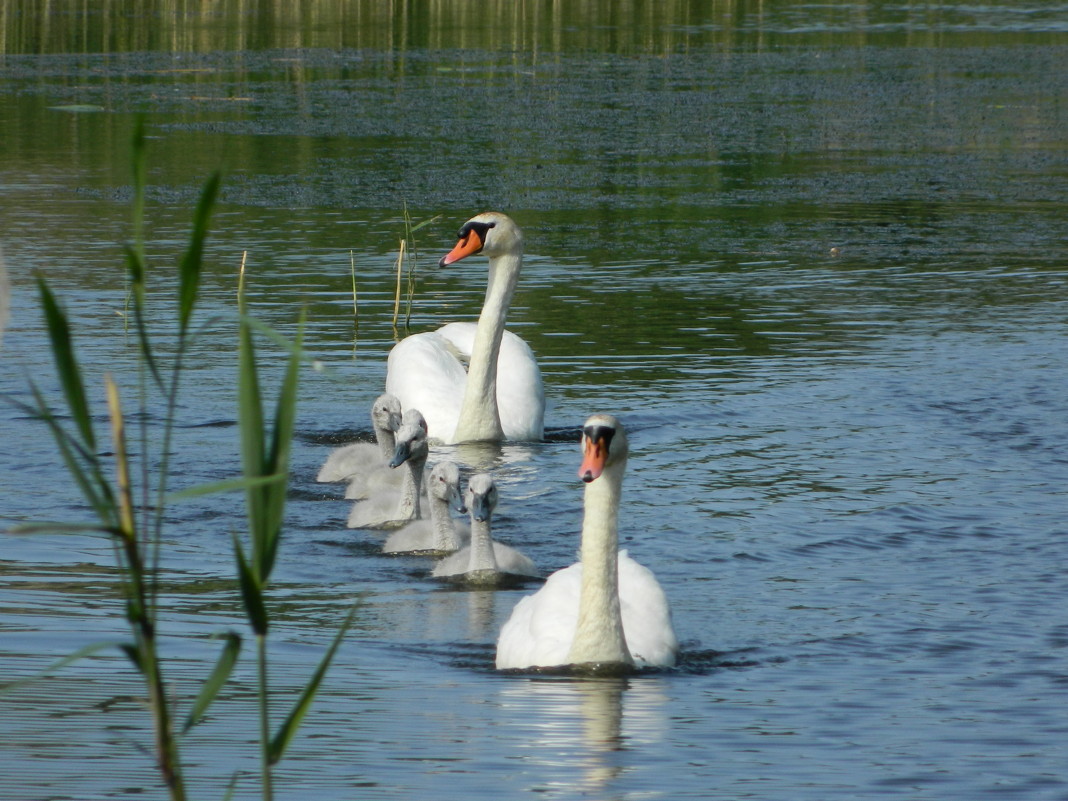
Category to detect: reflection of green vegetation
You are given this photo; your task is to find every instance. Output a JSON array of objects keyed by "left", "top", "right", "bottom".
[
  {"left": 4, "top": 0, "right": 1057, "bottom": 55},
  {"left": 7, "top": 123, "right": 354, "bottom": 801}
]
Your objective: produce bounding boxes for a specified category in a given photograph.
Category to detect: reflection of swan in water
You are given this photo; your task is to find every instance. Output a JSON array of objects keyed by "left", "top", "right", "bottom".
[
  {"left": 495, "top": 677, "right": 671, "bottom": 795},
  {"left": 346, "top": 410, "right": 428, "bottom": 529},
  {"left": 496, "top": 415, "right": 678, "bottom": 670},
  {"left": 432, "top": 473, "right": 539, "bottom": 585},
  {"left": 382, "top": 461, "right": 468, "bottom": 555},
  {"left": 317, "top": 393, "right": 402, "bottom": 484}
]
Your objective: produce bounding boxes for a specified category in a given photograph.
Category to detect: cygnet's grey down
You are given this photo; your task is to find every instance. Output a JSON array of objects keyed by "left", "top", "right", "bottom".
[
  {"left": 382, "top": 461, "right": 469, "bottom": 555},
  {"left": 346, "top": 409, "right": 428, "bottom": 530},
  {"left": 317, "top": 393, "right": 402, "bottom": 484}
]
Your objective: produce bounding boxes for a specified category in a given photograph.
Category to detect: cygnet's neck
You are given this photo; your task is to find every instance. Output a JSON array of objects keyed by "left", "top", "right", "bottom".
[
  {"left": 454, "top": 251, "right": 522, "bottom": 443},
  {"left": 466, "top": 513, "right": 499, "bottom": 574},
  {"left": 567, "top": 459, "right": 632, "bottom": 666},
  {"left": 375, "top": 424, "right": 397, "bottom": 461},
  {"left": 430, "top": 491, "right": 462, "bottom": 552},
  {"left": 397, "top": 454, "right": 426, "bottom": 520}
]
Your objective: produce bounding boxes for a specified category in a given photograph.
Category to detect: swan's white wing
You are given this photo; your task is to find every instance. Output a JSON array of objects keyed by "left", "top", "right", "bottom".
[
  {"left": 617, "top": 551, "right": 679, "bottom": 668},
  {"left": 494, "top": 332, "right": 545, "bottom": 441},
  {"left": 495, "top": 562, "right": 582, "bottom": 669},
  {"left": 388, "top": 323, "right": 544, "bottom": 444},
  {"left": 386, "top": 330, "right": 468, "bottom": 443},
  {"left": 439, "top": 322, "right": 543, "bottom": 440}
]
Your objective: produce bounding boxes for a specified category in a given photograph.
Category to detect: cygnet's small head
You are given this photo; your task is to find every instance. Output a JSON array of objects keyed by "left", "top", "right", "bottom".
[
  {"left": 390, "top": 420, "right": 429, "bottom": 468},
  {"left": 371, "top": 393, "right": 403, "bottom": 433},
  {"left": 438, "top": 212, "right": 523, "bottom": 268},
  {"left": 465, "top": 473, "right": 499, "bottom": 523},
  {"left": 578, "top": 413, "right": 628, "bottom": 483},
  {"left": 429, "top": 461, "right": 466, "bottom": 512},
  {"left": 402, "top": 407, "right": 428, "bottom": 434}
]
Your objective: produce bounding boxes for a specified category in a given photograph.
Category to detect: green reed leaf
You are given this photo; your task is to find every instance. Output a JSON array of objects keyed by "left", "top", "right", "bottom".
[
  {"left": 36, "top": 278, "right": 95, "bottom": 452},
  {"left": 267, "top": 601, "right": 358, "bottom": 765},
  {"left": 120, "top": 643, "right": 145, "bottom": 674},
  {"left": 233, "top": 535, "right": 268, "bottom": 636},
  {"left": 178, "top": 172, "right": 220, "bottom": 337},
  {"left": 182, "top": 631, "right": 242, "bottom": 734},
  {"left": 19, "top": 380, "right": 118, "bottom": 530},
  {"left": 165, "top": 472, "right": 287, "bottom": 504},
  {"left": 236, "top": 313, "right": 268, "bottom": 575},
  {"left": 0, "top": 641, "right": 128, "bottom": 696},
  {"left": 260, "top": 310, "right": 304, "bottom": 578}
]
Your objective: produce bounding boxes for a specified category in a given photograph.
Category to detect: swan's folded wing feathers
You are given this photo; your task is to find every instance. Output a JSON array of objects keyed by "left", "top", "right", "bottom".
[
  {"left": 496, "top": 563, "right": 581, "bottom": 669},
  {"left": 385, "top": 331, "right": 467, "bottom": 442},
  {"left": 494, "top": 332, "right": 545, "bottom": 441},
  {"left": 617, "top": 552, "right": 679, "bottom": 667}
]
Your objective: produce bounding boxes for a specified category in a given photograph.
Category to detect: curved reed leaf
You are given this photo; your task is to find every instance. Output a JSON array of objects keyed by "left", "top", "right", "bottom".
[
  {"left": 267, "top": 601, "right": 358, "bottom": 765},
  {"left": 0, "top": 641, "right": 128, "bottom": 696},
  {"left": 182, "top": 632, "right": 242, "bottom": 734},
  {"left": 36, "top": 278, "right": 95, "bottom": 452},
  {"left": 233, "top": 535, "right": 268, "bottom": 636},
  {"left": 178, "top": 172, "right": 221, "bottom": 338}
]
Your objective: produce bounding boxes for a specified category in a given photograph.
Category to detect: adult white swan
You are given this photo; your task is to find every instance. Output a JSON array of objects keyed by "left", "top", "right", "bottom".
[
  {"left": 385, "top": 212, "right": 544, "bottom": 444},
  {"left": 495, "top": 414, "right": 678, "bottom": 670}
]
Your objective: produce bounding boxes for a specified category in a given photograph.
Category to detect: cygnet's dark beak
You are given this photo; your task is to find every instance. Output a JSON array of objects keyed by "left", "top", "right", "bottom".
[
  {"left": 389, "top": 440, "right": 412, "bottom": 469},
  {"left": 470, "top": 494, "right": 492, "bottom": 523}
]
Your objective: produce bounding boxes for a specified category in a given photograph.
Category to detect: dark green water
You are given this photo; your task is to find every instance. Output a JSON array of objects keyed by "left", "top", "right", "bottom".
[{"left": 2, "top": 3, "right": 1068, "bottom": 799}]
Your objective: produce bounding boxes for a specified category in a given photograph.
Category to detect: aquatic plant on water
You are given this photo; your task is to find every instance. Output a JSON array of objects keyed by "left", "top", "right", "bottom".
[{"left": 4, "top": 121, "right": 355, "bottom": 801}]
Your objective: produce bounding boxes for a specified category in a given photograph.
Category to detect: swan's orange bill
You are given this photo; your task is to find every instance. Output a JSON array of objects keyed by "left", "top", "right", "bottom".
[
  {"left": 439, "top": 228, "right": 485, "bottom": 266},
  {"left": 578, "top": 435, "right": 608, "bottom": 483}
]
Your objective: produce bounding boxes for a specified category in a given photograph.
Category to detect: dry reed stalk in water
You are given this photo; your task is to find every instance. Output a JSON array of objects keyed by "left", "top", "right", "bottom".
[{"left": 392, "top": 238, "right": 406, "bottom": 329}]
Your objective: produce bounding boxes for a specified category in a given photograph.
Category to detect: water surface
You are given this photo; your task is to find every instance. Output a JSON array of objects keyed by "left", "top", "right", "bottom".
[{"left": 2, "top": 3, "right": 1068, "bottom": 799}]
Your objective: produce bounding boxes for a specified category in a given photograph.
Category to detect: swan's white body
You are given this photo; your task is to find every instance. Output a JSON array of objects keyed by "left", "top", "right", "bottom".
[
  {"left": 383, "top": 461, "right": 469, "bottom": 555},
  {"left": 346, "top": 411, "right": 428, "bottom": 530},
  {"left": 496, "top": 415, "right": 678, "bottom": 670},
  {"left": 317, "top": 394, "right": 402, "bottom": 484},
  {"left": 433, "top": 473, "right": 539, "bottom": 584},
  {"left": 385, "top": 212, "right": 544, "bottom": 444}
]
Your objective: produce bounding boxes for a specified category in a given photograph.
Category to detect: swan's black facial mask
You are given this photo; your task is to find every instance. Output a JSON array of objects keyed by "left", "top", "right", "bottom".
[
  {"left": 456, "top": 220, "right": 496, "bottom": 253},
  {"left": 583, "top": 425, "right": 616, "bottom": 453}
]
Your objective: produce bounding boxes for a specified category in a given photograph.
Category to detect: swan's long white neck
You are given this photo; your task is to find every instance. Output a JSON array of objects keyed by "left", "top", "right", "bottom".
[
  {"left": 568, "top": 456, "right": 632, "bottom": 666},
  {"left": 430, "top": 492, "right": 462, "bottom": 552},
  {"left": 453, "top": 250, "right": 522, "bottom": 443}
]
